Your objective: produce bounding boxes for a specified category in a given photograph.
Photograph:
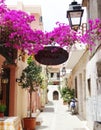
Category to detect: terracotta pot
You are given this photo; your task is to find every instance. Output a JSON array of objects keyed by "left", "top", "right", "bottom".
[
  {"left": 0, "top": 112, "right": 4, "bottom": 117},
  {"left": 40, "top": 106, "right": 44, "bottom": 112},
  {"left": 22, "top": 117, "right": 36, "bottom": 130},
  {"left": 63, "top": 101, "right": 68, "bottom": 105}
]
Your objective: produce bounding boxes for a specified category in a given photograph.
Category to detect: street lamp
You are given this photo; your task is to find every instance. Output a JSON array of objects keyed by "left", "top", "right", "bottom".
[{"left": 66, "top": 0, "right": 84, "bottom": 31}]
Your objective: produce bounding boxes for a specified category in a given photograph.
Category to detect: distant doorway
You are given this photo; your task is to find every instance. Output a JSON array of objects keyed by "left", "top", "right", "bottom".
[{"left": 53, "top": 91, "right": 59, "bottom": 100}]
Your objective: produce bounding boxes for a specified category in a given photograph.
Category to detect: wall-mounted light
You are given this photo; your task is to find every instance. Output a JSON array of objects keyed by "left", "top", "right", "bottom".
[
  {"left": 1, "top": 78, "right": 9, "bottom": 84},
  {"left": 16, "top": 78, "right": 22, "bottom": 83},
  {"left": 62, "top": 67, "right": 66, "bottom": 76},
  {"left": 66, "top": 0, "right": 84, "bottom": 31},
  {"left": 0, "top": 68, "right": 9, "bottom": 84},
  {"left": 16, "top": 78, "right": 22, "bottom": 86},
  {"left": 16, "top": 78, "right": 21, "bottom": 83}
]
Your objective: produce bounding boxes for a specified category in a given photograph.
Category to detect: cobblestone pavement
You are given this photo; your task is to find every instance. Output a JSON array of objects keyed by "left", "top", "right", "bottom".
[{"left": 36, "top": 100, "right": 90, "bottom": 130}]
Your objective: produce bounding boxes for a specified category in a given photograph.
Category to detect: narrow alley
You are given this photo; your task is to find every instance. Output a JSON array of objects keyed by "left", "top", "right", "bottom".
[{"left": 36, "top": 100, "right": 89, "bottom": 130}]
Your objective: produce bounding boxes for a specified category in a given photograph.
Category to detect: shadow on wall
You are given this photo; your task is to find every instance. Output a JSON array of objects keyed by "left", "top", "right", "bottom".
[{"left": 93, "top": 121, "right": 101, "bottom": 130}]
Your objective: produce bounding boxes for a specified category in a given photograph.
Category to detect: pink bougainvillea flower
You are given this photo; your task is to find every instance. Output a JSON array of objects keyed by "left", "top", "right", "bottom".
[
  {"left": 80, "top": 18, "right": 101, "bottom": 48},
  {"left": 0, "top": 0, "right": 100, "bottom": 57}
]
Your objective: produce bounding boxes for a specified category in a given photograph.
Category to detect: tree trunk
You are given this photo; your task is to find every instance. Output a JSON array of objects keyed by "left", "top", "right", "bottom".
[{"left": 29, "top": 91, "right": 32, "bottom": 117}]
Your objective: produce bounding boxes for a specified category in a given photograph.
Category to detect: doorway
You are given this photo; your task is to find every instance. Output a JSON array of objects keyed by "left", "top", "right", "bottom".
[
  {"left": 0, "top": 68, "right": 10, "bottom": 116},
  {"left": 53, "top": 91, "right": 59, "bottom": 100}
]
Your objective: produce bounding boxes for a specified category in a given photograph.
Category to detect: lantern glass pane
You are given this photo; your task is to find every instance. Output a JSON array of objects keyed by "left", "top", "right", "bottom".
[
  {"left": 71, "top": 17, "right": 80, "bottom": 25},
  {"left": 69, "top": 11, "right": 82, "bottom": 18}
]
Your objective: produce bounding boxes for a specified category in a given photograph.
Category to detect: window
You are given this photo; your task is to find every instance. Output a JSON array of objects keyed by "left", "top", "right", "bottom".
[
  {"left": 57, "top": 72, "right": 60, "bottom": 78},
  {"left": 96, "top": 62, "right": 101, "bottom": 77},
  {"left": 39, "top": 16, "right": 43, "bottom": 23},
  {"left": 51, "top": 73, "right": 54, "bottom": 78},
  {"left": 87, "top": 78, "right": 91, "bottom": 96},
  {"left": 75, "top": 77, "right": 78, "bottom": 98}
]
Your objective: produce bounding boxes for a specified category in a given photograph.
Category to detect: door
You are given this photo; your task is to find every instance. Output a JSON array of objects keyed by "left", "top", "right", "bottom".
[
  {"left": 53, "top": 91, "right": 59, "bottom": 100},
  {"left": 0, "top": 68, "right": 10, "bottom": 116}
]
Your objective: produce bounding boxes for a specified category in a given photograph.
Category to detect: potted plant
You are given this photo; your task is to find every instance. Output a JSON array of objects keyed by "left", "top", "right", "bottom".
[
  {"left": 0, "top": 104, "right": 6, "bottom": 117},
  {"left": 19, "top": 56, "right": 43, "bottom": 129},
  {"left": 59, "top": 87, "right": 75, "bottom": 105}
]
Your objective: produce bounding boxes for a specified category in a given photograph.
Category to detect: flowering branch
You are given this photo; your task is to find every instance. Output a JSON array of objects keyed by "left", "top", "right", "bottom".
[
  {"left": 0, "top": 0, "right": 35, "bottom": 52},
  {"left": 0, "top": 0, "right": 100, "bottom": 57},
  {"left": 80, "top": 18, "right": 101, "bottom": 50},
  {"left": 45, "top": 22, "right": 78, "bottom": 46}
]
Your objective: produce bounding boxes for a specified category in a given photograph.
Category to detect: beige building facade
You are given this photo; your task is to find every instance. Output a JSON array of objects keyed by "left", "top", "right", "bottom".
[
  {"left": 0, "top": 1, "right": 45, "bottom": 118},
  {"left": 68, "top": 0, "right": 101, "bottom": 130},
  {"left": 69, "top": 49, "right": 89, "bottom": 119}
]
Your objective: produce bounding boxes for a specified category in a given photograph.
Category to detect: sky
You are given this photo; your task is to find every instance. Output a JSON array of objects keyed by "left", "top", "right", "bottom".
[{"left": 5, "top": 0, "right": 86, "bottom": 32}]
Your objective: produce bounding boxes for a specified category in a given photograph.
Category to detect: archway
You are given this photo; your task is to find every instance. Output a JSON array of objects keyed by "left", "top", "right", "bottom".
[{"left": 53, "top": 91, "right": 59, "bottom": 100}]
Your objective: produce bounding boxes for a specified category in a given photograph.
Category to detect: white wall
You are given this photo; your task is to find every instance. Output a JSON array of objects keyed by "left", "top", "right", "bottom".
[
  {"left": 86, "top": 48, "right": 101, "bottom": 122},
  {"left": 47, "top": 85, "right": 61, "bottom": 101}
]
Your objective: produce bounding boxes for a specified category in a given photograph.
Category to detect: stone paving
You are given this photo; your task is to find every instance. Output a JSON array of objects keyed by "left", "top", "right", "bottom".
[{"left": 36, "top": 100, "right": 90, "bottom": 130}]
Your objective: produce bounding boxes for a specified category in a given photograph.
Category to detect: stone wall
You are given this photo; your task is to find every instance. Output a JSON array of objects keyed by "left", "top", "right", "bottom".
[{"left": 69, "top": 50, "right": 89, "bottom": 119}]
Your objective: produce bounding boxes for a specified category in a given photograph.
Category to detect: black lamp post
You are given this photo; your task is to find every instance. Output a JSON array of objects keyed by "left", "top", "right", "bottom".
[{"left": 66, "top": 0, "right": 84, "bottom": 31}]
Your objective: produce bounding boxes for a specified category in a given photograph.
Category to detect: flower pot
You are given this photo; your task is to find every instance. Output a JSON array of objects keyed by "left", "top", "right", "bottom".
[
  {"left": 40, "top": 106, "right": 45, "bottom": 112},
  {"left": 63, "top": 101, "right": 68, "bottom": 105},
  {"left": 0, "top": 112, "right": 4, "bottom": 117},
  {"left": 0, "top": 104, "right": 6, "bottom": 116},
  {"left": 22, "top": 117, "right": 36, "bottom": 130}
]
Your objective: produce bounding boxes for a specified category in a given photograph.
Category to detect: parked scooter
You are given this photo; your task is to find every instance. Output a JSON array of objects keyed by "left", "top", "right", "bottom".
[{"left": 70, "top": 99, "right": 77, "bottom": 115}]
